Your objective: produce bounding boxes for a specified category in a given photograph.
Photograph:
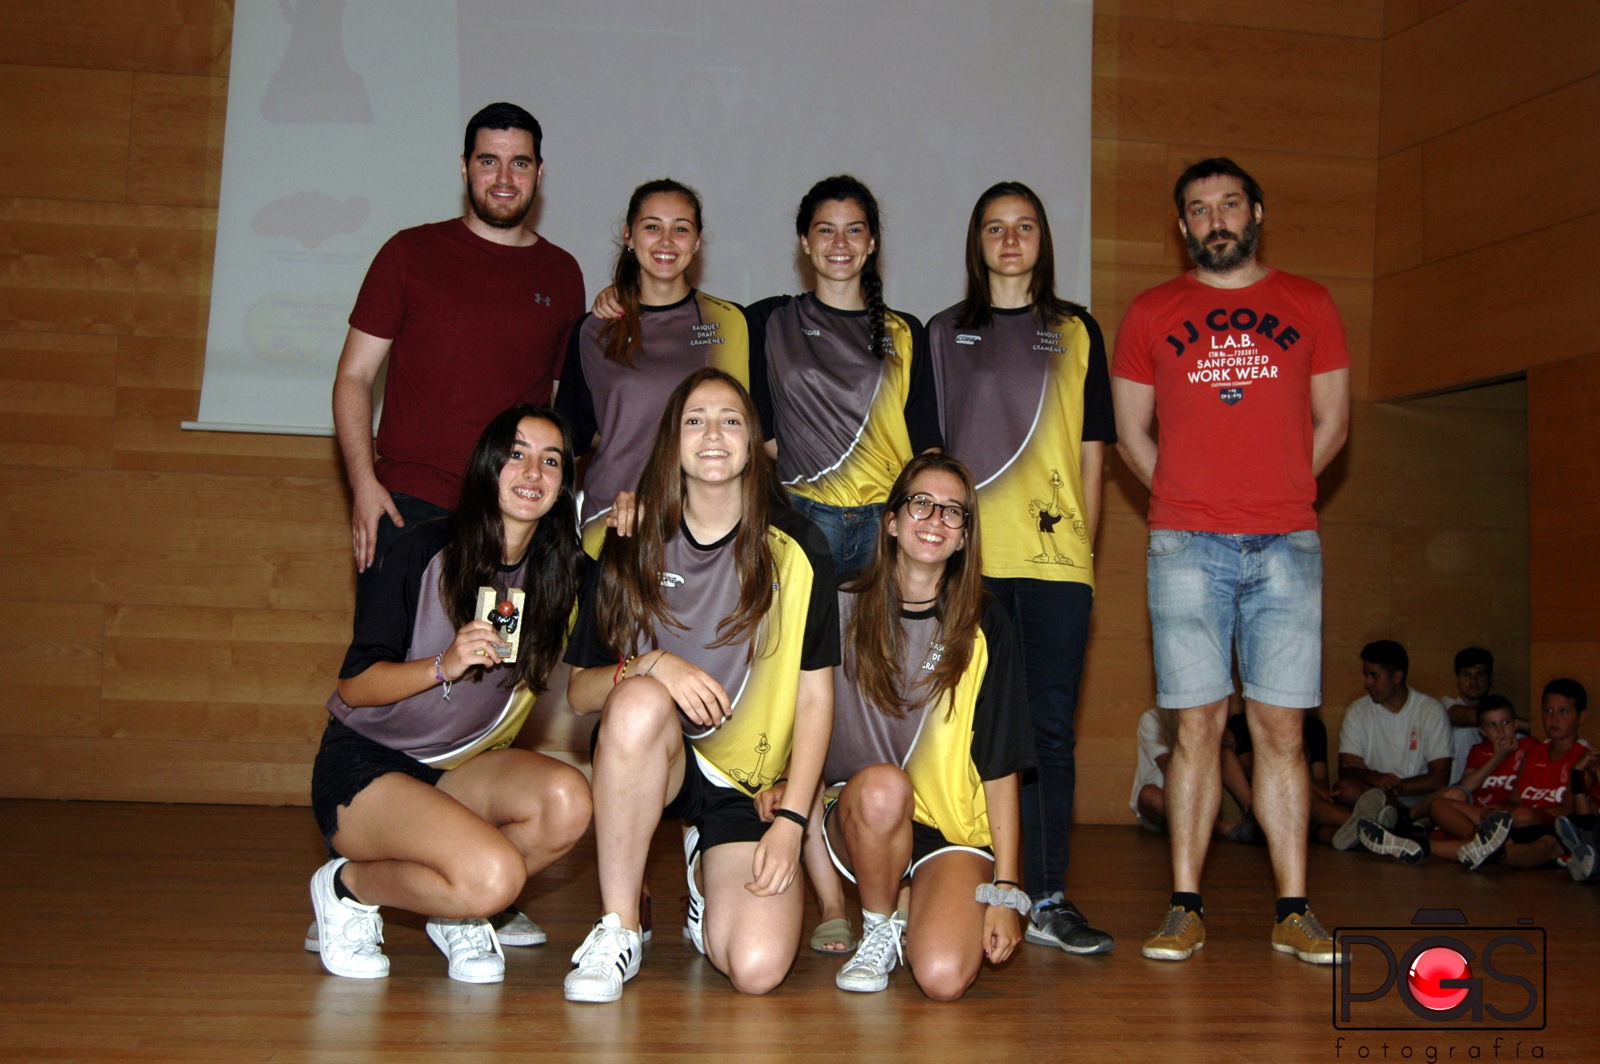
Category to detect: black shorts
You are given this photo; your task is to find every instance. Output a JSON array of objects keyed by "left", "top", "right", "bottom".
[
  {"left": 311, "top": 716, "right": 444, "bottom": 852},
  {"left": 591, "top": 721, "right": 768, "bottom": 852},
  {"left": 819, "top": 790, "right": 992, "bottom": 882}
]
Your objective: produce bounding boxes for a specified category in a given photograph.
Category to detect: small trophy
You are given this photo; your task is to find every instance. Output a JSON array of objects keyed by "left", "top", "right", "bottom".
[{"left": 476, "top": 587, "right": 525, "bottom": 663}]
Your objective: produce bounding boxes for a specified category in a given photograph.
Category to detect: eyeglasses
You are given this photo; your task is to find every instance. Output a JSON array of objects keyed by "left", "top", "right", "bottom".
[{"left": 900, "top": 493, "right": 968, "bottom": 529}]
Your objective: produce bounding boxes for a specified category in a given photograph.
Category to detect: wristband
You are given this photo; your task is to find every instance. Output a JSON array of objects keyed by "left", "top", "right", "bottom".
[
  {"left": 974, "top": 883, "right": 1031, "bottom": 914},
  {"left": 991, "top": 879, "right": 1022, "bottom": 890},
  {"left": 434, "top": 653, "right": 452, "bottom": 702},
  {"left": 772, "top": 808, "right": 809, "bottom": 831},
  {"left": 643, "top": 651, "right": 662, "bottom": 677},
  {"left": 613, "top": 653, "right": 636, "bottom": 686}
]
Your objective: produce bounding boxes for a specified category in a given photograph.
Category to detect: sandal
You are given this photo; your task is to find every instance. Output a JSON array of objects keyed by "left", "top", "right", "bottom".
[{"left": 809, "top": 916, "right": 856, "bottom": 954}]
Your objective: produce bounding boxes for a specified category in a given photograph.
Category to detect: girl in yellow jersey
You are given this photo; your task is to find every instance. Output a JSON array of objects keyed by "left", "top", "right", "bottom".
[{"left": 819, "top": 453, "right": 1033, "bottom": 999}]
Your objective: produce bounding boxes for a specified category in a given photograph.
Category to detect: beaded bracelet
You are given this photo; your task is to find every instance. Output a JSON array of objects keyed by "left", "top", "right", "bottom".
[
  {"left": 772, "top": 808, "right": 809, "bottom": 831},
  {"left": 613, "top": 653, "right": 636, "bottom": 685},
  {"left": 974, "top": 883, "right": 1031, "bottom": 914},
  {"left": 434, "top": 653, "right": 453, "bottom": 702}
]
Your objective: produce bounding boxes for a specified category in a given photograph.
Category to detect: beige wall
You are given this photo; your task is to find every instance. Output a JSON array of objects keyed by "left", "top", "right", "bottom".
[{"left": 0, "top": 0, "right": 1583, "bottom": 814}]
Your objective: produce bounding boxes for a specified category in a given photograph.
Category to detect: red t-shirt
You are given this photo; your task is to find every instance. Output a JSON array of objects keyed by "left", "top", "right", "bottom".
[
  {"left": 1512, "top": 739, "right": 1591, "bottom": 817},
  {"left": 349, "top": 219, "right": 585, "bottom": 509},
  {"left": 1112, "top": 268, "right": 1349, "bottom": 532},
  {"left": 1464, "top": 736, "right": 1536, "bottom": 808}
]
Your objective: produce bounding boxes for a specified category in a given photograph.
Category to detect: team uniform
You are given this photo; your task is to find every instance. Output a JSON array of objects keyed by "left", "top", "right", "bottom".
[
  {"left": 1459, "top": 736, "right": 1537, "bottom": 808},
  {"left": 749, "top": 294, "right": 941, "bottom": 573},
  {"left": 1512, "top": 739, "right": 1591, "bottom": 820},
  {"left": 556, "top": 291, "right": 753, "bottom": 555},
  {"left": 350, "top": 219, "right": 584, "bottom": 512},
  {"left": 311, "top": 523, "right": 540, "bottom": 847},
  {"left": 565, "top": 505, "right": 838, "bottom": 848},
  {"left": 822, "top": 594, "right": 1034, "bottom": 875},
  {"left": 926, "top": 303, "right": 1114, "bottom": 898}
]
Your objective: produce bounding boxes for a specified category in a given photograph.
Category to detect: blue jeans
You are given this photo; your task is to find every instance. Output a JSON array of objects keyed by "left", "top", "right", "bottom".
[
  {"left": 984, "top": 576, "right": 1093, "bottom": 899},
  {"left": 787, "top": 494, "right": 883, "bottom": 578},
  {"left": 1146, "top": 530, "right": 1323, "bottom": 709}
]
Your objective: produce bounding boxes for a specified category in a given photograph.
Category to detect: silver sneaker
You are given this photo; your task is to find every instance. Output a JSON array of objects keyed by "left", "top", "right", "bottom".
[
  {"left": 1458, "top": 811, "right": 1512, "bottom": 871},
  {"left": 1333, "top": 788, "right": 1390, "bottom": 851},
  {"left": 1356, "top": 819, "right": 1424, "bottom": 864},
  {"left": 426, "top": 916, "right": 506, "bottom": 983},
  {"left": 835, "top": 911, "right": 903, "bottom": 993},
  {"left": 309, "top": 858, "right": 388, "bottom": 979},
  {"left": 564, "top": 913, "right": 643, "bottom": 1003}
]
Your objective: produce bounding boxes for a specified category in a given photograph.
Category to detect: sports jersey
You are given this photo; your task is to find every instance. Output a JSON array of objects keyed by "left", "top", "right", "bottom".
[
  {"left": 327, "top": 523, "right": 528, "bottom": 762},
  {"left": 566, "top": 505, "right": 839, "bottom": 796},
  {"left": 749, "top": 294, "right": 940, "bottom": 509},
  {"left": 826, "top": 594, "right": 1034, "bottom": 848},
  {"left": 1338, "top": 689, "right": 1452, "bottom": 779},
  {"left": 1462, "top": 736, "right": 1537, "bottom": 807},
  {"left": 1111, "top": 268, "right": 1349, "bottom": 533},
  {"left": 555, "top": 291, "right": 752, "bottom": 554},
  {"left": 927, "top": 306, "right": 1115, "bottom": 584},
  {"left": 1513, "top": 739, "right": 1591, "bottom": 816},
  {"left": 349, "top": 219, "right": 585, "bottom": 510}
]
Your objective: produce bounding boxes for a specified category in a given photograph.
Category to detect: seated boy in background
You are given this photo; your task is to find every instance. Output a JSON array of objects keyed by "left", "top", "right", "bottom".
[
  {"left": 1132, "top": 708, "right": 1258, "bottom": 842},
  {"left": 1362, "top": 681, "right": 1589, "bottom": 870},
  {"left": 1439, "top": 646, "right": 1494, "bottom": 784}
]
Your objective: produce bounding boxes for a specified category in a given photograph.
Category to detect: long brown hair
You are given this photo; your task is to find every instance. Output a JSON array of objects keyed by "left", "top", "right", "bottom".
[
  {"left": 953, "top": 180, "right": 1085, "bottom": 331},
  {"left": 599, "top": 178, "right": 703, "bottom": 367},
  {"left": 843, "top": 453, "right": 986, "bottom": 718},
  {"left": 441, "top": 405, "right": 583, "bottom": 693},
  {"left": 795, "top": 175, "right": 887, "bottom": 360},
  {"left": 595, "top": 367, "right": 784, "bottom": 657}
]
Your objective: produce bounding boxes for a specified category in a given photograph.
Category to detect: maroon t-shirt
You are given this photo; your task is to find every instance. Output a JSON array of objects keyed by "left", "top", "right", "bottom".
[{"left": 349, "top": 219, "right": 585, "bottom": 509}]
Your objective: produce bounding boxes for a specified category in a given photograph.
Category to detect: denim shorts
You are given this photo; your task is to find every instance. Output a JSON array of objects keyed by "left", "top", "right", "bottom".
[
  {"left": 1146, "top": 530, "right": 1322, "bottom": 710},
  {"left": 786, "top": 494, "right": 883, "bottom": 578}
]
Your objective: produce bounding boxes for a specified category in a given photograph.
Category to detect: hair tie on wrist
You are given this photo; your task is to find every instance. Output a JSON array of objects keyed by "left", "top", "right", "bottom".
[
  {"left": 435, "top": 653, "right": 453, "bottom": 702},
  {"left": 772, "top": 808, "right": 809, "bottom": 831},
  {"left": 974, "top": 883, "right": 1030, "bottom": 914}
]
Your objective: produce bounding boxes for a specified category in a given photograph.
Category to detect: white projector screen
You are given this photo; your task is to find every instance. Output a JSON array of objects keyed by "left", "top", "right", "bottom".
[{"left": 188, "top": 0, "right": 1094, "bottom": 436}]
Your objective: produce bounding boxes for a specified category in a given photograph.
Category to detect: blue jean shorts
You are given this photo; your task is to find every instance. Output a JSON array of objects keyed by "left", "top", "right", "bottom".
[{"left": 1146, "top": 530, "right": 1322, "bottom": 710}]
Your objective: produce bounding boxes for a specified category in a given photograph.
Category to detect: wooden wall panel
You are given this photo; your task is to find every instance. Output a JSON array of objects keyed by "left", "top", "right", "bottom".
[
  {"left": 1371, "top": 214, "right": 1600, "bottom": 397},
  {"left": 0, "top": 330, "right": 118, "bottom": 468},
  {"left": 1092, "top": 17, "right": 1380, "bottom": 157},
  {"left": 1380, "top": 0, "right": 1600, "bottom": 155},
  {"left": 0, "top": 0, "right": 231, "bottom": 76},
  {"left": 128, "top": 72, "right": 227, "bottom": 208},
  {"left": 0, "top": 65, "right": 133, "bottom": 202},
  {"left": 1527, "top": 352, "right": 1599, "bottom": 730}
]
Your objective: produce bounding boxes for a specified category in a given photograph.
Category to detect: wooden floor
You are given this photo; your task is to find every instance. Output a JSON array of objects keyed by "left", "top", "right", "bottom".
[{"left": 3, "top": 800, "right": 1595, "bottom": 1063}]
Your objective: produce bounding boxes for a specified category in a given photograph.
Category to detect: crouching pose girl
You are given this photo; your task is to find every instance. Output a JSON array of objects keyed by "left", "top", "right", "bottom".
[
  {"left": 563, "top": 367, "right": 837, "bottom": 1003},
  {"left": 309, "top": 406, "right": 592, "bottom": 983},
  {"left": 822, "top": 453, "right": 1035, "bottom": 1000}
]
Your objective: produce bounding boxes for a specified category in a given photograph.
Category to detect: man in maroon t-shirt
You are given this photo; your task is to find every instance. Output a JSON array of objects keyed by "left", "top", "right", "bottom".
[
  {"left": 1112, "top": 158, "right": 1350, "bottom": 966},
  {"left": 331, "top": 101, "right": 584, "bottom": 574}
]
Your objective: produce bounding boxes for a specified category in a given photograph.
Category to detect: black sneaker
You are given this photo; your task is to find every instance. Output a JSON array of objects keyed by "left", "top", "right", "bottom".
[{"left": 1025, "top": 892, "right": 1114, "bottom": 954}]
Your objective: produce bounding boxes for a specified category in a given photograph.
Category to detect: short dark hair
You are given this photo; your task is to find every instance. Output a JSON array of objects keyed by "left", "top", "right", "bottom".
[
  {"left": 1475, "top": 695, "right": 1515, "bottom": 724},
  {"left": 1360, "top": 639, "right": 1408, "bottom": 677},
  {"left": 1454, "top": 646, "right": 1494, "bottom": 674},
  {"left": 1543, "top": 678, "right": 1588, "bottom": 713},
  {"left": 463, "top": 102, "right": 543, "bottom": 163},
  {"left": 1172, "top": 157, "right": 1264, "bottom": 217}
]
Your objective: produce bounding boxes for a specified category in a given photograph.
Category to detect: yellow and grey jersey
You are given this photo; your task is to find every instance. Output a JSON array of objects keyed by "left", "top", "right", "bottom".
[
  {"left": 750, "top": 294, "right": 940, "bottom": 508},
  {"left": 926, "top": 306, "right": 1115, "bottom": 585},
  {"left": 555, "top": 291, "right": 751, "bottom": 557},
  {"left": 566, "top": 504, "right": 839, "bottom": 796},
  {"left": 825, "top": 593, "right": 1033, "bottom": 848}
]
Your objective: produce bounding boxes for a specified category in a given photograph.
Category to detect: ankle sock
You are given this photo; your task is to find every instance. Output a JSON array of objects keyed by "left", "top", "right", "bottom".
[
  {"left": 333, "top": 864, "right": 364, "bottom": 906},
  {"left": 1171, "top": 891, "right": 1203, "bottom": 916},
  {"left": 1275, "top": 896, "right": 1308, "bottom": 922}
]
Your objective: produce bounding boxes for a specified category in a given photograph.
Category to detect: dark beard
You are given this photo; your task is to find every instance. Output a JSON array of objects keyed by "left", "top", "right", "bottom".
[
  {"left": 1188, "top": 217, "right": 1259, "bottom": 273},
  {"left": 468, "top": 187, "right": 532, "bottom": 230}
]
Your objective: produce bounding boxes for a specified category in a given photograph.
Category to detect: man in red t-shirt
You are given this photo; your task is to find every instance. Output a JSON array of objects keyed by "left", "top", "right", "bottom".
[
  {"left": 332, "top": 101, "right": 584, "bottom": 574},
  {"left": 1113, "top": 158, "right": 1351, "bottom": 966}
]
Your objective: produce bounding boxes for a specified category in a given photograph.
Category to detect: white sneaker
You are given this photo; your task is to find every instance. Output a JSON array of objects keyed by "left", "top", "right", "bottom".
[
  {"left": 564, "top": 913, "right": 643, "bottom": 1003},
  {"left": 426, "top": 917, "right": 506, "bottom": 983},
  {"left": 835, "top": 910, "right": 903, "bottom": 993},
  {"left": 1458, "top": 811, "right": 1512, "bottom": 871},
  {"left": 309, "top": 858, "right": 389, "bottom": 979},
  {"left": 682, "top": 825, "right": 705, "bottom": 955},
  {"left": 492, "top": 907, "right": 547, "bottom": 947},
  {"left": 1333, "top": 788, "right": 1389, "bottom": 851}
]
